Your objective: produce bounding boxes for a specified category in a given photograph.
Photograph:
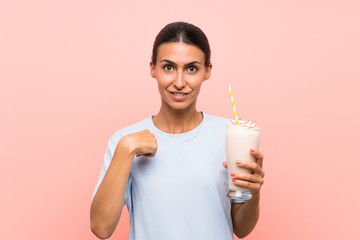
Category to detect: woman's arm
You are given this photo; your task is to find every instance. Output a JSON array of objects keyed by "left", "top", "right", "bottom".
[
  {"left": 231, "top": 196, "right": 260, "bottom": 238},
  {"left": 90, "top": 137, "right": 134, "bottom": 239},
  {"left": 228, "top": 150, "right": 265, "bottom": 238},
  {"left": 90, "top": 130, "right": 157, "bottom": 239}
]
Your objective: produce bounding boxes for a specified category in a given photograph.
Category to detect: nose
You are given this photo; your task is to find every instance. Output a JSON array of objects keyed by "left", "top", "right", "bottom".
[{"left": 174, "top": 71, "right": 186, "bottom": 90}]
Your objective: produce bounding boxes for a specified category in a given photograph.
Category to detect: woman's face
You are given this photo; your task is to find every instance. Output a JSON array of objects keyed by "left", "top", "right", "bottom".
[{"left": 150, "top": 42, "right": 212, "bottom": 111}]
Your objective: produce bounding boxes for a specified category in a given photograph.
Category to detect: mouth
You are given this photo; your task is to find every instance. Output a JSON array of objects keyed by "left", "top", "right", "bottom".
[
  {"left": 169, "top": 91, "right": 190, "bottom": 100},
  {"left": 170, "top": 91, "right": 189, "bottom": 96}
]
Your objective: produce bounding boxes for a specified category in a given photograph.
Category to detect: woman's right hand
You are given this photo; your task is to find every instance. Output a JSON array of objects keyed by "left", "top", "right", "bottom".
[{"left": 119, "top": 129, "right": 158, "bottom": 157}]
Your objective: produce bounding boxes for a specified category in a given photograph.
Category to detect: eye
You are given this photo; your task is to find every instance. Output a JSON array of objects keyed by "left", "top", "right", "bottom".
[
  {"left": 163, "top": 65, "right": 174, "bottom": 71},
  {"left": 187, "top": 66, "right": 198, "bottom": 72}
]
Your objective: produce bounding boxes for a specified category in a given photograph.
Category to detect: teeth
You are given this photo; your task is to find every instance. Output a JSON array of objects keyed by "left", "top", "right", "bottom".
[{"left": 173, "top": 93, "right": 186, "bottom": 96}]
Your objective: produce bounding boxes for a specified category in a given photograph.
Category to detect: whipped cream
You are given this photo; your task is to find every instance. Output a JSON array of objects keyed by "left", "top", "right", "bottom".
[{"left": 228, "top": 118, "right": 259, "bottom": 130}]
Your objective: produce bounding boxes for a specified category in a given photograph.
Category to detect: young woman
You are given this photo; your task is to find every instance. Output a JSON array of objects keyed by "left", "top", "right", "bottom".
[{"left": 90, "top": 21, "right": 265, "bottom": 240}]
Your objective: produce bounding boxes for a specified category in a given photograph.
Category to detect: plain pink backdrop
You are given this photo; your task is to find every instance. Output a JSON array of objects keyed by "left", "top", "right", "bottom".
[{"left": 1, "top": 0, "right": 359, "bottom": 239}]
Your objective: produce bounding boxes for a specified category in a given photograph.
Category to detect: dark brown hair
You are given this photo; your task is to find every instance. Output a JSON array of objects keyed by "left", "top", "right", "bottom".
[{"left": 151, "top": 22, "right": 211, "bottom": 67}]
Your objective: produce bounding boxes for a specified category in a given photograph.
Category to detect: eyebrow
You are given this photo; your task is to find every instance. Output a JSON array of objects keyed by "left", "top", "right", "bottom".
[{"left": 160, "top": 59, "right": 201, "bottom": 66}]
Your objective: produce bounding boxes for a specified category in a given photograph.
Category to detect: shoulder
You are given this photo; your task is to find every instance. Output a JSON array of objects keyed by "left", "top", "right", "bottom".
[
  {"left": 199, "top": 112, "right": 230, "bottom": 138},
  {"left": 108, "top": 117, "right": 151, "bottom": 143},
  {"left": 203, "top": 112, "right": 230, "bottom": 127}
]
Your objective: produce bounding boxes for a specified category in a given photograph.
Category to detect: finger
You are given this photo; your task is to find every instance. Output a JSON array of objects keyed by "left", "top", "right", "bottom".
[
  {"left": 140, "top": 142, "right": 157, "bottom": 157},
  {"left": 231, "top": 173, "right": 264, "bottom": 185},
  {"left": 135, "top": 154, "right": 147, "bottom": 157},
  {"left": 150, "top": 148, "right": 157, "bottom": 157},
  {"left": 138, "top": 152, "right": 155, "bottom": 157},
  {"left": 136, "top": 147, "right": 157, "bottom": 157},
  {"left": 144, "top": 153, "right": 155, "bottom": 157},
  {"left": 232, "top": 179, "right": 262, "bottom": 191},
  {"left": 223, "top": 162, "right": 228, "bottom": 169},
  {"left": 236, "top": 160, "right": 265, "bottom": 177},
  {"left": 250, "top": 149, "right": 264, "bottom": 168}
]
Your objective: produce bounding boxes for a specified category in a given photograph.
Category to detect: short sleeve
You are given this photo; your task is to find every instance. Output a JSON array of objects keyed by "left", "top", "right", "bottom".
[{"left": 91, "top": 131, "right": 131, "bottom": 206}]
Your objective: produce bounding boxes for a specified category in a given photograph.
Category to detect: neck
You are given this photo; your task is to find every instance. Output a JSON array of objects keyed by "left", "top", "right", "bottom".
[{"left": 152, "top": 102, "right": 203, "bottom": 134}]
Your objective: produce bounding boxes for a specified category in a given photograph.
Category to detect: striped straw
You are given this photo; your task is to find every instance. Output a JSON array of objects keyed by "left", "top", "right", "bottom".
[{"left": 227, "top": 85, "right": 239, "bottom": 125}]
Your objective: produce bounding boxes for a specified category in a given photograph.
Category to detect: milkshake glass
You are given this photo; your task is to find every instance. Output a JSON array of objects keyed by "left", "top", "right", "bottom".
[{"left": 226, "top": 119, "right": 260, "bottom": 201}]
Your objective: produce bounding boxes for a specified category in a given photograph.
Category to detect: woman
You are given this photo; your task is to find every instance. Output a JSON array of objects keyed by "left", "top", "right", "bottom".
[{"left": 90, "top": 21, "right": 265, "bottom": 240}]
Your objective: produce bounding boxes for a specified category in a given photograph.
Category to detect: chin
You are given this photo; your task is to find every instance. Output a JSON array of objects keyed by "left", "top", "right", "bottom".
[
  {"left": 167, "top": 101, "right": 196, "bottom": 111},
  {"left": 169, "top": 104, "right": 190, "bottom": 110}
]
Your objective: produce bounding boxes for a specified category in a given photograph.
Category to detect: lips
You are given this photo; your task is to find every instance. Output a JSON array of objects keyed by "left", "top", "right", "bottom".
[
  {"left": 169, "top": 91, "right": 190, "bottom": 100},
  {"left": 170, "top": 92, "right": 189, "bottom": 96}
]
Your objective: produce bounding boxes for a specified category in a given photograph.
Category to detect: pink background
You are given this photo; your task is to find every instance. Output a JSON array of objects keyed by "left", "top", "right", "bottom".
[{"left": 1, "top": 0, "right": 359, "bottom": 239}]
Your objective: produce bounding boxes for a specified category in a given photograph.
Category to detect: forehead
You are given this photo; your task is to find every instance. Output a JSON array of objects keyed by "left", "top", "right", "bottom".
[{"left": 157, "top": 42, "right": 205, "bottom": 64}]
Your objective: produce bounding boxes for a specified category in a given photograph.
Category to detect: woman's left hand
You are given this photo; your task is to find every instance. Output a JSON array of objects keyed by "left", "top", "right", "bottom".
[{"left": 223, "top": 149, "right": 265, "bottom": 199}]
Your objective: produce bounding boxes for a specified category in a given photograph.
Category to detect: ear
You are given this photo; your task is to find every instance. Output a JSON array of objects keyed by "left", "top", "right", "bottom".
[
  {"left": 204, "top": 63, "right": 212, "bottom": 81},
  {"left": 150, "top": 61, "right": 155, "bottom": 78}
]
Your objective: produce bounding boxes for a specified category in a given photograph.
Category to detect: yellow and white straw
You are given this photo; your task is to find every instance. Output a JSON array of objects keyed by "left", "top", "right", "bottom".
[{"left": 227, "top": 85, "right": 239, "bottom": 125}]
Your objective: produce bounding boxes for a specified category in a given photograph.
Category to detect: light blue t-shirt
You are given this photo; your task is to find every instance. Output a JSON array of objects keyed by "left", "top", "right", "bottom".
[{"left": 92, "top": 112, "right": 242, "bottom": 240}]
